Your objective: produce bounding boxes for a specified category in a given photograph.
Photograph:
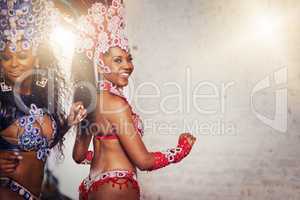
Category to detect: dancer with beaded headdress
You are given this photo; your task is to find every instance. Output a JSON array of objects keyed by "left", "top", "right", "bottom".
[
  {"left": 0, "top": 0, "right": 86, "bottom": 199},
  {"left": 71, "top": 1, "right": 196, "bottom": 200}
]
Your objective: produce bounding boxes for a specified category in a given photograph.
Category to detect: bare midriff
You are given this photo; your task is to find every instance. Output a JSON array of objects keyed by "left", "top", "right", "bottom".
[{"left": 0, "top": 151, "right": 44, "bottom": 196}]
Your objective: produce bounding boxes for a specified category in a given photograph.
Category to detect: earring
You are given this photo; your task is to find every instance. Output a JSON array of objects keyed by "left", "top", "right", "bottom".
[
  {"left": 101, "top": 65, "right": 111, "bottom": 74},
  {"left": 0, "top": 68, "right": 12, "bottom": 92},
  {"left": 97, "top": 59, "right": 111, "bottom": 74},
  {"left": 36, "top": 77, "right": 48, "bottom": 88},
  {"left": 34, "top": 64, "right": 48, "bottom": 88},
  {"left": 0, "top": 82, "right": 12, "bottom": 92}
]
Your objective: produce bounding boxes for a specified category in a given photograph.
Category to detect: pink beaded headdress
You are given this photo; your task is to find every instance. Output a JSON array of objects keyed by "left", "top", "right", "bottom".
[{"left": 76, "top": 0, "right": 129, "bottom": 74}]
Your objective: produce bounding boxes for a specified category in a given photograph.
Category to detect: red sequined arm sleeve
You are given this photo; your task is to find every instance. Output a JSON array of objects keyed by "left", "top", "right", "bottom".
[{"left": 149, "top": 135, "right": 192, "bottom": 171}]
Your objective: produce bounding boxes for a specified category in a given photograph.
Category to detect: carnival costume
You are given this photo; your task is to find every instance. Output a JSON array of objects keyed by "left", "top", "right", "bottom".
[
  {"left": 0, "top": 0, "right": 69, "bottom": 199},
  {"left": 76, "top": 1, "right": 193, "bottom": 199}
]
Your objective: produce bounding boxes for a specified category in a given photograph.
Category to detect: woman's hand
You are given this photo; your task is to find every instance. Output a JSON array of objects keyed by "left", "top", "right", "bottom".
[
  {"left": 178, "top": 133, "right": 196, "bottom": 147},
  {"left": 149, "top": 133, "right": 197, "bottom": 170},
  {"left": 0, "top": 151, "right": 22, "bottom": 175},
  {"left": 68, "top": 101, "right": 87, "bottom": 126},
  {"left": 172, "top": 132, "right": 196, "bottom": 163}
]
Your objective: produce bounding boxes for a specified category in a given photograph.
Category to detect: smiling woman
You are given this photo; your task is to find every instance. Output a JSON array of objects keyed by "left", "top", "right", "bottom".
[
  {"left": 71, "top": 1, "right": 196, "bottom": 200},
  {"left": 0, "top": 0, "right": 86, "bottom": 199},
  {"left": 0, "top": 42, "right": 36, "bottom": 90},
  {"left": 101, "top": 47, "right": 134, "bottom": 87}
]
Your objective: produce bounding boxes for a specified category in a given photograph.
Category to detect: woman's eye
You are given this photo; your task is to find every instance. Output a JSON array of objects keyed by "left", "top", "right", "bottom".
[
  {"left": 0, "top": 54, "right": 10, "bottom": 61},
  {"left": 114, "top": 58, "right": 122, "bottom": 63},
  {"left": 18, "top": 53, "right": 28, "bottom": 59}
]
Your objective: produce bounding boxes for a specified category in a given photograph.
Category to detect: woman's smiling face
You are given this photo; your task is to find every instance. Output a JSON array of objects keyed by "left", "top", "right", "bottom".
[
  {"left": 0, "top": 42, "right": 36, "bottom": 84},
  {"left": 102, "top": 47, "right": 134, "bottom": 87}
]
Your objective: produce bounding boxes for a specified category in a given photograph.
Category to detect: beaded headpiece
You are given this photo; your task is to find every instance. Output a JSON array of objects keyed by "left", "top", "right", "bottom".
[
  {"left": 0, "top": 0, "right": 58, "bottom": 53},
  {"left": 76, "top": 0, "right": 129, "bottom": 73}
]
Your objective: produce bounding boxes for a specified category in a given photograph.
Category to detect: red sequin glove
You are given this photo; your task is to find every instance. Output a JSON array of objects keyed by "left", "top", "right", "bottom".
[
  {"left": 80, "top": 151, "right": 94, "bottom": 165},
  {"left": 149, "top": 135, "right": 192, "bottom": 170}
]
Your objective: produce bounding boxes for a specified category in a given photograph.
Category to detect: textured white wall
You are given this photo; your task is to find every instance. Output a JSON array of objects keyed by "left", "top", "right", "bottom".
[{"left": 50, "top": 0, "right": 300, "bottom": 199}]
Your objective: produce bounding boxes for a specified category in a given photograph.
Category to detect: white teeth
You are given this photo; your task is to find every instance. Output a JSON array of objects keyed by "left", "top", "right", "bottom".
[{"left": 120, "top": 73, "right": 129, "bottom": 77}]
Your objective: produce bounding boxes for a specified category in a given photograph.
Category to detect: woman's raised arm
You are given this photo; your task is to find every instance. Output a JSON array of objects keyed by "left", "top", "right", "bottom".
[{"left": 104, "top": 95, "right": 196, "bottom": 171}]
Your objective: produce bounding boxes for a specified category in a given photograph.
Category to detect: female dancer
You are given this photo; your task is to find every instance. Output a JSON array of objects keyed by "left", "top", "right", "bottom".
[
  {"left": 72, "top": 1, "right": 196, "bottom": 200},
  {"left": 0, "top": 0, "right": 86, "bottom": 199}
]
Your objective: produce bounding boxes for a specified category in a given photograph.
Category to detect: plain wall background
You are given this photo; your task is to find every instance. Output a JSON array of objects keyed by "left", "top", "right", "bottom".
[{"left": 49, "top": 0, "right": 300, "bottom": 199}]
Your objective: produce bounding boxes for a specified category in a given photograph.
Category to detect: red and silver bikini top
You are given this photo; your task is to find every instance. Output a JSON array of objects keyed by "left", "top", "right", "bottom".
[{"left": 95, "top": 80, "right": 144, "bottom": 140}]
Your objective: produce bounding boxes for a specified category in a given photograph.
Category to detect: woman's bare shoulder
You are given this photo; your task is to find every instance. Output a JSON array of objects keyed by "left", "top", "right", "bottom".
[{"left": 98, "top": 92, "right": 131, "bottom": 115}]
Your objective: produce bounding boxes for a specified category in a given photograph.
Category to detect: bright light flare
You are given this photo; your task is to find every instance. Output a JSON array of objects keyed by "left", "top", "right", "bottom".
[
  {"left": 50, "top": 26, "right": 76, "bottom": 55},
  {"left": 252, "top": 14, "right": 283, "bottom": 40}
]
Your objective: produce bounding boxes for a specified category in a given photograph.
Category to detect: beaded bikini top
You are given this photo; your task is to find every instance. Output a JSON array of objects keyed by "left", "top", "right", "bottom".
[{"left": 0, "top": 94, "right": 61, "bottom": 162}]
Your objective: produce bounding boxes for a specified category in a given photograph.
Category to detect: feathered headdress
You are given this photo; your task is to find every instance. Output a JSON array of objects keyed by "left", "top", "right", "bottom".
[{"left": 76, "top": 0, "right": 129, "bottom": 73}]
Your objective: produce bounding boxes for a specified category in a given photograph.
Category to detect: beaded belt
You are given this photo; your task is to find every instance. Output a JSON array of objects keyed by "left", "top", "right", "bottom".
[{"left": 0, "top": 177, "right": 39, "bottom": 200}]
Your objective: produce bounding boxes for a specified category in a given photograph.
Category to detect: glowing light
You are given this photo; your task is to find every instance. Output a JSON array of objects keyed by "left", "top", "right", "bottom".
[
  {"left": 50, "top": 26, "right": 75, "bottom": 55},
  {"left": 49, "top": 25, "right": 76, "bottom": 82},
  {"left": 253, "top": 14, "right": 282, "bottom": 39}
]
